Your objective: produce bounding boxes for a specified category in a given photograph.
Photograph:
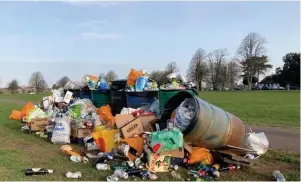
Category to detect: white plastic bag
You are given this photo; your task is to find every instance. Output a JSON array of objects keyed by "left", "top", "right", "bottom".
[
  {"left": 174, "top": 98, "right": 195, "bottom": 132},
  {"left": 244, "top": 132, "right": 269, "bottom": 155},
  {"left": 51, "top": 115, "right": 71, "bottom": 144}
]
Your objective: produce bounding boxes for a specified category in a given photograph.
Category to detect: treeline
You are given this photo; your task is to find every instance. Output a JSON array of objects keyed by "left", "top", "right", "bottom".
[{"left": 6, "top": 32, "right": 299, "bottom": 93}]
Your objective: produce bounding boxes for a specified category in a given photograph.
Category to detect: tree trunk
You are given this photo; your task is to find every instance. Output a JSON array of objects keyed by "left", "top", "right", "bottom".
[
  {"left": 199, "top": 81, "right": 202, "bottom": 91},
  {"left": 196, "top": 81, "right": 200, "bottom": 91},
  {"left": 248, "top": 76, "right": 252, "bottom": 90}
]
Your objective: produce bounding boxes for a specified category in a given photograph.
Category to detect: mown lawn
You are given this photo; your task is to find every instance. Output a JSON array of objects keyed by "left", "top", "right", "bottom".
[
  {"left": 0, "top": 91, "right": 299, "bottom": 181},
  {"left": 199, "top": 91, "right": 300, "bottom": 128}
]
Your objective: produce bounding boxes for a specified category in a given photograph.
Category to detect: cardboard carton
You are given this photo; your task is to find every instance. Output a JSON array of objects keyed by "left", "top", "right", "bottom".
[
  {"left": 138, "top": 115, "right": 157, "bottom": 132},
  {"left": 115, "top": 114, "right": 135, "bottom": 128},
  {"left": 71, "top": 122, "right": 93, "bottom": 138},
  {"left": 30, "top": 118, "right": 48, "bottom": 131},
  {"left": 121, "top": 118, "right": 144, "bottom": 138},
  {"left": 145, "top": 147, "right": 171, "bottom": 172}
]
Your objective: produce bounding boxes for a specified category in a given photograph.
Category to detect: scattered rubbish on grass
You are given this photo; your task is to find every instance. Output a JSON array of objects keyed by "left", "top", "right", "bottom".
[
  {"left": 66, "top": 171, "right": 82, "bottom": 179},
  {"left": 273, "top": 170, "right": 286, "bottom": 182},
  {"left": 10, "top": 70, "right": 269, "bottom": 181},
  {"left": 25, "top": 168, "right": 53, "bottom": 176}
]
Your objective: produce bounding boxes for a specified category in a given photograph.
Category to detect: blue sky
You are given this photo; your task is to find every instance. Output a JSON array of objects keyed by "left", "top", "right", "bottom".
[{"left": 0, "top": 1, "right": 300, "bottom": 87}]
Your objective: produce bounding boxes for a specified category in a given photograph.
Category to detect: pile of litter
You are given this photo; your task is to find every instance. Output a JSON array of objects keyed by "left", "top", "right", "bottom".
[{"left": 8, "top": 68, "right": 274, "bottom": 181}]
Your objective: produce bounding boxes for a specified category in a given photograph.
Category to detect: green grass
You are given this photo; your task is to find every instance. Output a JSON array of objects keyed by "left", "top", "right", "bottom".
[
  {"left": 0, "top": 93, "right": 49, "bottom": 102},
  {"left": 199, "top": 91, "right": 300, "bottom": 127},
  {"left": 0, "top": 91, "right": 299, "bottom": 180}
]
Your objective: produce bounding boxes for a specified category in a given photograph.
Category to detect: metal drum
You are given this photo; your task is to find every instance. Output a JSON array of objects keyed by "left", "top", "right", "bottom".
[{"left": 160, "top": 91, "right": 245, "bottom": 149}]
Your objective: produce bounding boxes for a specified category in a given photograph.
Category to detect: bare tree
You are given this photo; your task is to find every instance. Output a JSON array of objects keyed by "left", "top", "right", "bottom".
[
  {"left": 207, "top": 48, "right": 229, "bottom": 89},
  {"left": 149, "top": 70, "right": 166, "bottom": 86},
  {"left": 105, "top": 70, "right": 118, "bottom": 82},
  {"left": 28, "top": 72, "right": 47, "bottom": 93},
  {"left": 187, "top": 49, "right": 208, "bottom": 90},
  {"left": 56, "top": 76, "right": 70, "bottom": 88},
  {"left": 165, "top": 61, "right": 178, "bottom": 74},
  {"left": 236, "top": 32, "right": 267, "bottom": 90},
  {"left": 219, "top": 63, "right": 229, "bottom": 90},
  {"left": 227, "top": 59, "right": 241, "bottom": 89},
  {"left": 8, "top": 79, "right": 19, "bottom": 93}
]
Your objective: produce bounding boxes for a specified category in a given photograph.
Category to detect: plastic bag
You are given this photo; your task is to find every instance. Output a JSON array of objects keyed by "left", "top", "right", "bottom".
[
  {"left": 82, "top": 75, "right": 98, "bottom": 90},
  {"left": 21, "top": 102, "right": 35, "bottom": 119},
  {"left": 244, "top": 132, "right": 269, "bottom": 155},
  {"left": 127, "top": 68, "right": 144, "bottom": 86},
  {"left": 150, "top": 128, "right": 183, "bottom": 154},
  {"left": 135, "top": 76, "right": 148, "bottom": 91},
  {"left": 188, "top": 147, "right": 214, "bottom": 165},
  {"left": 51, "top": 115, "right": 71, "bottom": 144},
  {"left": 98, "top": 78, "right": 108, "bottom": 90},
  {"left": 9, "top": 110, "right": 22, "bottom": 120},
  {"left": 148, "top": 99, "right": 160, "bottom": 116},
  {"left": 174, "top": 98, "right": 195, "bottom": 132},
  {"left": 26, "top": 106, "right": 47, "bottom": 122},
  {"left": 97, "top": 105, "right": 115, "bottom": 127}
]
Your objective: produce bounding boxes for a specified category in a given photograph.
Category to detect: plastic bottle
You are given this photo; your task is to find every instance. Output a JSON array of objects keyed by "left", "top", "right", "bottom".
[
  {"left": 25, "top": 168, "right": 53, "bottom": 176},
  {"left": 65, "top": 171, "right": 81, "bottom": 179},
  {"left": 171, "top": 170, "right": 182, "bottom": 180},
  {"left": 219, "top": 164, "right": 240, "bottom": 172},
  {"left": 273, "top": 170, "right": 286, "bottom": 182}
]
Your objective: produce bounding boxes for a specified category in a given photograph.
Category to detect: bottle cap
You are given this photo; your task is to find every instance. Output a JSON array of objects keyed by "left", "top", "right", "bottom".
[{"left": 48, "top": 169, "right": 54, "bottom": 173}]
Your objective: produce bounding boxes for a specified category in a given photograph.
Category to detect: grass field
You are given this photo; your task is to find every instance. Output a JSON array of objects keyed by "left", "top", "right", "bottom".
[{"left": 0, "top": 91, "right": 299, "bottom": 180}]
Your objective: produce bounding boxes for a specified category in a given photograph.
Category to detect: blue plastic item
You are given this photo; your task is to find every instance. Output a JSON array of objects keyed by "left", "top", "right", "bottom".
[
  {"left": 98, "top": 78, "right": 108, "bottom": 90},
  {"left": 136, "top": 76, "right": 149, "bottom": 91}
]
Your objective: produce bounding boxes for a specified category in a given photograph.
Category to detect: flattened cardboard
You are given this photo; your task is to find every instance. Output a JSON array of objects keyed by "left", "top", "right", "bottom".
[
  {"left": 115, "top": 114, "right": 135, "bottom": 128},
  {"left": 121, "top": 118, "right": 144, "bottom": 138},
  {"left": 30, "top": 118, "right": 48, "bottom": 131}
]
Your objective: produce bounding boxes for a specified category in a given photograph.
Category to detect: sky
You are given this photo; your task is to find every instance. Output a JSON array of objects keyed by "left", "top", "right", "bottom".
[{"left": 0, "top": 1, "right": 300, "bottom": 87}]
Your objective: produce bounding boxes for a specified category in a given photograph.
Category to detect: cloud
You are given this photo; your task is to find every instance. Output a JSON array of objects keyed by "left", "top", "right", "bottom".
[
  {"left": 79, "top": 20, "right": 107, "bottom": 29},
  {"left": 80, "top": 32, "right": 121, "bottom": 40},
  {"left": 62, "top": 1, "right": 121, "bottom": 7}
]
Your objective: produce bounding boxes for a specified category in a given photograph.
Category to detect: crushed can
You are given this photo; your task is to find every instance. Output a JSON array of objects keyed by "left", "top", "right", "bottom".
[
  {"left": 114, "top": 169, "right": 129, "bottom": 179},
  {"left": 96, "top": 163, "right": 110, "bottom": 170}
]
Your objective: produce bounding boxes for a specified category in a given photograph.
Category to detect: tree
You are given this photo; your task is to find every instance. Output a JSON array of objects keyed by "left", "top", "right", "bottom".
[
  {"left": 105, "top": 70, "right": 118, "bottom": 82},
  {"left": 219, "top": 63, "right": 229, "bottom": 90},
  {"left": 236, "top": 32, "right": 267, "bottom": 90},
  {"left": 8, "top": 79, "right": 19, "bottom": 93},
  {"left": 52, "top": 84, "right": 58, "bottom": 90},
  {"left": 254, "top": 56, "right": 273, "bottom": 79},
  {"left": 187, "top": 48, "right": 209, "bottom": 90},
  {"left": 28, "top": 72, "right": 47, "bottom": 93},
  {"left": 149, "top": 70, "right": 166, "bottom": 87},
  {"left": 243, "top": 76, "right": 258, "bottom": 86},
  {"left": 165, "top": 61, "right": 178, "bottom": 74},
  {"left": 282, "top": 53, "right": 300, "bottom": 87},
  {"left": 56, "top": 76, "right": 70, "bottom": 88},
  {"left": 207, "top": 48, "right": 229, "bottom": 89},
  {"left": 227, "top": 59, "right": 241, "bottom": 89}
]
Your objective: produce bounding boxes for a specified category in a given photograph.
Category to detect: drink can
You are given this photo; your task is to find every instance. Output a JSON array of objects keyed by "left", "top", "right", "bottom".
[
  {"left": 96, "top": 163, "right": 110, "bottom": 170},
  {"left": 114, "top": 169, "right": 129, "bottom": 179},
  {"left": 170, "top": 164, "right": 179, "bottom": 170},
  {"left": 147, "top": 171, "right": 158, "bottom": 180},
  {"left": 107, "top": 175, "right": 119, "bottom": 182}
]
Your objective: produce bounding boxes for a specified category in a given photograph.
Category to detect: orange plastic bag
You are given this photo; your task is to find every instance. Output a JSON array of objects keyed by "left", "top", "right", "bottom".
[
  {"left": 9, "top": 110, "right": 22, "bottom": 120},
  {"left": 127, "top": 68, "right": 144, "bottom": 86},
  {"left": 188, "top": 147, "right": 214, "bottom": 165},
  {"left": 21, "top": 102, "right": 35, "bottom": 119},
  {"left": 120, "top": 137, "right": 144, "bottom": 161},
  {"left": 97, "top": 105, "right": 115, "bottom": 127}
]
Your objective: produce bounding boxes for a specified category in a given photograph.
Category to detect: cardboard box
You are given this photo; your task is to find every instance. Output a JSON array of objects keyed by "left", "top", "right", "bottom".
[
  {"left": 138, "top": 115, "right": 157, "bottom": 132},
  {"left": 121, "top": 118, "right": 144, "bottom": 138},
  {"left": 115, "top": 114, "right": 135, "bottom": 128},
  {"left": 146, "top": 147, "right": 171, "bottom": 172},
  {"left": 30, "top": 118, "right": 48, "bottom": 131},
  {"left": 170, "top": 147, "right": 185, "bottom": 158},
  {"left": 71, "top": 122, "right": 93, "bottom": 138}
]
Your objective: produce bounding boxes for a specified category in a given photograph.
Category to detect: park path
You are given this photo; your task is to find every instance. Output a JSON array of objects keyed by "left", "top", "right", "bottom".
[
  {"left": 245, "top": 125, "right": 300, "bottom": 153},
  {"left": 1, "top": 98, "right": 299, "bottom": 153}
]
